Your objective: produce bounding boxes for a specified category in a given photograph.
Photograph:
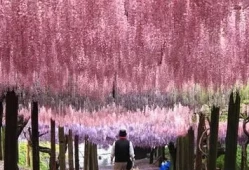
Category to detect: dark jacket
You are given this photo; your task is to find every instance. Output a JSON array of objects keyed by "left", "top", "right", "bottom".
[{"left": 114, "top": 139, "right": 130, "bottom": 162}]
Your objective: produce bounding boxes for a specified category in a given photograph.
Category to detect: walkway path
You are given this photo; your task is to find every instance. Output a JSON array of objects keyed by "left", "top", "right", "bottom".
[
  {"left": 100, "top": 158, "right": 159, "bottom": 170},
  {"left": 0, "top": 158, "right": 159, "bottom": 170}
]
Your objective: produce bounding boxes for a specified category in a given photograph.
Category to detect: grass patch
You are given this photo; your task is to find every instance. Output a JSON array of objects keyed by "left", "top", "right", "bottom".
[{"left": 18, "top": 141, "right": 59, "bottom": 170}]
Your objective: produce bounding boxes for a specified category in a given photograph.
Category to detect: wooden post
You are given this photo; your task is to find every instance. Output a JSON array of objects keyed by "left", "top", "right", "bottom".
[
  {"left": 0, "top": 101, "right": 3, "bottom": 160},
  {"left": 50, "top": 119, "right": 56, "bottom": 170},
  {"left": 17, "top": 139, "right": 19, "bottom": 164},
  {"left": 158, "top": 146, "right": 163, "bottom": 167},
  {"left": 93, "top": 143, "right": 96, "bottom": 170},
  {"left": 241, "top": 143, "right": 247, "bottom": 170},
  {"left": 2, "top": 126, "right": 5, "bottom": 160},
  {"left": 59, "top": 126, "right": 66, "bottom": 170},
  {"left": 149, "top": 148, "right": 154, "bottom": 164},
  {"left": 89, "top": 142, "right": 98, "bottom": 170},
  {"left": 195, "top": 113, "right": 205, "bottom": 170},
  {"left": 188, "top": 127, "right": 194, "bottom": 170},
  {"left": 89, "top": 142, "right": 93, "bottom": 170},
  {"left": 183, "top": 136, "right": 188, "bottom": 170},
  {"left": 26, "top": 141, "right": 31, "bottom": 167},
  {"left": 68, "top": 129, "right": 74, "bottom": 170},
  {"left": 32, "top": 101, "right": 40, "bottom": 170},
  {"left": 162, "top": 146, "right": 165, "bottom": 161},
  {"left": 241, "top": 115, "right": 249, "bottom": 170},
  {"left": 4, "top": 91, "right": 18, "bottom": 170},
  {"left": 75, "top": 135, "right": 79, "bottom": 170},
  {"left": 224, "top": 92, "right": 240, "bottom": 170},
  {"left": 94, "top": 143, "right": 99, "bottom": 170},
  {"left": 175, "top": 137, "right": 183, "bottom": 170},
  {"left": 84, "top": 138, "right": 87, "bottom": 170},
  {"left": 207, "top": 106, "right": 220, "bottom": 170},
  {"left": 88, "top": 140, "right": 91, "bottom": 170},
  {"left": 84, "top": 138, "right": 91, "bottom": 170},
  {"left": 168, "top": 142, "right": 176, "bottom": 170}
]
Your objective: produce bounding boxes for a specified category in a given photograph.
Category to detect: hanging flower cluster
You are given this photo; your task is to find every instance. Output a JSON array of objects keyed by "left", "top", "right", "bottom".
[
  {"left": 218, "top": 121, "right": 249, "bottom": 145},
  {"left": 19, "top": 104, "right": 194, "bottom": 147},
  {"left": 0, "top": 0, "right": 248, "bottom": 107}
]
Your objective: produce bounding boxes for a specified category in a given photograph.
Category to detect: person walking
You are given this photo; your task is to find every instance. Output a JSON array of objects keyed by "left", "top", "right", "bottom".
[{"left": 111, "top": 128, "right": 135, "bottom": 170}]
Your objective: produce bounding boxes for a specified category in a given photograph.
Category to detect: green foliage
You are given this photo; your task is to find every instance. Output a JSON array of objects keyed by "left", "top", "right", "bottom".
[
  {"left": 216, "top": 145, "right": 249, "bottom": 170},
  {"left": 216, "top": 155, "right": 239, "bottom": 170},
  {"left": 240, "top": 85, "right": 249, "bottom": 101},
  {"left": 18, "top": 142, "right": 27, "bottom": 168},
  {"left": 18, "top": 141, "right": 58, "bottom": 170},
  {"left": 216, "top": 155, "right": 224, "bottom": 169}
]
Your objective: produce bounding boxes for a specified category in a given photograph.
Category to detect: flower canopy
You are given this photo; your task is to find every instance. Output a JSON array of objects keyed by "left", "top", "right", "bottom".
[
  {"left": 0, "top": 0, "right": 249, "bottom": 107},
  {"left": 2, "top": 0, "right": 249, "bottom": 146}
]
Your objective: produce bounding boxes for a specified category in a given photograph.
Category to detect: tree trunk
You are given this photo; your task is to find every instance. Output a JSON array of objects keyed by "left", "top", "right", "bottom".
[
  {"left": 59, "top": 126, "right": 66, "bottom": 170},
  {"left": 207, "top": 106, "right": 220, "bottom": 170},
  {"left": 32, "top": 101, "right": 40, "bottom": 170},
  {"left": 4, "top": 91, "right": 18, "bottom": 170},
  {"left": 195, "top": 113, "right": 205, "bottom": 170},
  {"left": 75, "top": 135, "right": 79, "bottom": 170},
  {"left": 26, "top": 141, "right": 31, "bottom": 167},
  {"left": 68, "top": 129, "right": 74, "bottom": 170},
  {"left": 50, "top": 119, "right": 56, "bottom": 170},
  {"left": 0, "top": 101, "right": 3, "bottom": 160},
  {"left": 224, "top": 92, "right": 240, "bottom": 170}
]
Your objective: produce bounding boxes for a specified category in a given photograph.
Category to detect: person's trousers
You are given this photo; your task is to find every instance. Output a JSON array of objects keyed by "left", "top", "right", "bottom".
[{"left": 114, "top": 162, "right": 127, "bottom": 170}]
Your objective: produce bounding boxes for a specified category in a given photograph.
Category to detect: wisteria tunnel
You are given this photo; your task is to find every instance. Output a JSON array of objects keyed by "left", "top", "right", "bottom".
[{"left": 1, "top": 0, "right": 249, "bottom": 170}]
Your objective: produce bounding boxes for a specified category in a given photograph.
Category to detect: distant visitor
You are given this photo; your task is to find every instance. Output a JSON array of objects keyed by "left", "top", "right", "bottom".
[{"left": 111, "top": 128, "right": 135, "bottom": 170}]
